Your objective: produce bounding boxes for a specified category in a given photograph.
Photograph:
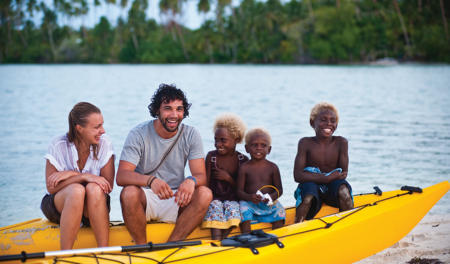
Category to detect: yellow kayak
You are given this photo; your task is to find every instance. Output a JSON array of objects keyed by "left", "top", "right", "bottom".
[{"left": 1, "top": 181, "right": 448, "bottom": 263}]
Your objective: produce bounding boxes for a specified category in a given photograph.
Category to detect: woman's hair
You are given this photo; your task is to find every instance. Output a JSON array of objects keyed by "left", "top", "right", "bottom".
[
  {"left": 245, "top": 127, "right": 272, "bottom": 146},
  {"left": 67, "top": 102, "right": 101, "bottom": 160},
  {"left": 213, "top": 113, "right": 247, "bottom": 144},
  {"left": 310, "top": 102, "right": 339, "bottom": 124},
  {"left": 148, "top": 84, "right": 192, "bottom": 119}
]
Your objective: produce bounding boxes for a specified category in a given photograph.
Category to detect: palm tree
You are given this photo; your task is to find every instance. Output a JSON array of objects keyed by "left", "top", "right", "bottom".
[
  {"left": 14, "top": 0, "right": 29, "bottom": 48},
  {"left": 40, "top": 2, "right": 58, "bottom": 61},
  {"left": 197, "top": 0, "right": 214, "bottom": 62},
  {"left": 114, "top": 0, "right": 127, "bottom": 48},
  {"left": 1, "top": 0, "right": 13, "bottom": 50},
  {"left": 392, "top": 0, "right": 410, "bottom": 47},
  {"left": 159, "top": 0, "right": 189, "bottom": 60},
  {"left": 439, "top": 0, "right": 449, "bottom": 40}
]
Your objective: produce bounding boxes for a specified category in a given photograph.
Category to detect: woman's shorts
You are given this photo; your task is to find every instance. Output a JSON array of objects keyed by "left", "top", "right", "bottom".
[
  {"left": 201, "top": 200, "right": 240, "bottom": 229},
  {"left": 41, "top": 192, "right": 111, "bottom": 227}
]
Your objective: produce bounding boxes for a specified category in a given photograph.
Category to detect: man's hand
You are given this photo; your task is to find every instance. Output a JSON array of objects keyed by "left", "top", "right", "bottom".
[
  {"left": 212, "top": 168, "right": 231, "bottom": 182},
  {"left": 47, "top": 171, "right": 78, "bottom": 189},
  {"left": 151, "top": 178, "right": 174, "bottom": 200},
  {"left": 174, "top": 179, "right": 195, "bottom": 207},
  {"left": 251, "top": 194, "right": 262, "bottom": 204},
  {"left": 82, "top": 173, "right": 112, "bottom": 193}
]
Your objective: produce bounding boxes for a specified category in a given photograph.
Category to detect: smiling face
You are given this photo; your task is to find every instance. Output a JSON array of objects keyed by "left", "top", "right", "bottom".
[
  {"left": 214, "top": 128, "right": 237, "bottom": 155},
  {"left": 310, "top": 109, "right": 338, "bottom": 138},
  {"left": 76, "top": 113, "right": 105, "bottom": 145},
  {"left": 157, "top": 99, "right": 184, "bottom": 133},
  {"left": 245, "top": 133, "right": 271, "bottom": 160}
]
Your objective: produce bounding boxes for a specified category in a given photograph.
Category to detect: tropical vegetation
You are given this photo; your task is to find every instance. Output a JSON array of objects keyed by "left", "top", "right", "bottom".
[{"left": 1, "top": 0, "right": 449, "bottom": 63}]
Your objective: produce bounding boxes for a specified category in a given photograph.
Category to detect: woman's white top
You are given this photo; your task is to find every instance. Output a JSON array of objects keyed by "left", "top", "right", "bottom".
[{"left": 44, "top": 134, "right": 115, "bottom": 195}]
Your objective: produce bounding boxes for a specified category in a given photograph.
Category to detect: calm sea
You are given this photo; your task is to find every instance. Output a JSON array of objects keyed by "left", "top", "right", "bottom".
[{"left": 0, "top": 64, "right": 449, "bottom": 227}]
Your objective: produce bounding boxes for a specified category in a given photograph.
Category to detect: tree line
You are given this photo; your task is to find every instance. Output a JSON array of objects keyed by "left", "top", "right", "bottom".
[{"left": 1, "top": 0, "right": 449, "bottom": 63}]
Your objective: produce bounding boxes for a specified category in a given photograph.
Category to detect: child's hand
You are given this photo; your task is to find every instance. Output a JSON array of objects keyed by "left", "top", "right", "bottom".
[
  {"left": 212, "top": 168, "right": 231, "bottom": 182},
  {"left": 262, "top": 197, "right": 269, "bottom": 204},
  {"left": 251, "top": 194, "right": 262, "bottom": 204},
  {"left": 328, "top": 171, "right": 347, "bottom": 182}
]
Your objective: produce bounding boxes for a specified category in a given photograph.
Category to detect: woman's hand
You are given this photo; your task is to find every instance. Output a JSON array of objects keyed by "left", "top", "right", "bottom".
[
  {"left": 82, "top": 173, "right": 112, "bottom": 193},
  {"left": 47, "top": 171, "right": 79, "bottom": 189}
]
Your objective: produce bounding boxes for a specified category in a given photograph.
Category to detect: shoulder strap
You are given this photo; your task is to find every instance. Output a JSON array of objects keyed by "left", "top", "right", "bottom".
[
  {"left": 211, "top": 150, "right": 218, "bottom": 169},
  {"left": 212, "top": 151, "right": 246, "bottom": 168},
  {"left": 237, "top": 151, "right": 246, "bottom": 166},
  {"left": 145, "top": 124, "right": 185, "bottom": 176}
]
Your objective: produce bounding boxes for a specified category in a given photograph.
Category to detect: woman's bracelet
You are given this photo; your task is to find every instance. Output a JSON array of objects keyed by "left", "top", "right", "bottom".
[{"left": 186, "top": 176, "right": 197, "bottom": 186}]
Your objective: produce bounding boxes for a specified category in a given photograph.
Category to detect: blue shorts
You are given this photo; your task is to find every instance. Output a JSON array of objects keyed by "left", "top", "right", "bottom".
[
  {"left": 239, "top": 200, "right": 286, "bottom": 224},
  {"left": 294, "top": 169, "right": 353, "bottom": 220}
]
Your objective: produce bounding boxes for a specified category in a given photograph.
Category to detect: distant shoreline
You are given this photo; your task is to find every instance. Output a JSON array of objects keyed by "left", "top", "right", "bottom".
[{"left": 0, "top": 62, "right": 449, "bottom": 66}]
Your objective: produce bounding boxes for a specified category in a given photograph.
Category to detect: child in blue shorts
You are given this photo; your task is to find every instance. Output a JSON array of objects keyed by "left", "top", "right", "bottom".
[
  {"left": 236, "top": 127, "right": 286, "bottom": 233},
  {"left": 201, "top": 113, "right": 249, "bottom": 240},
  {"left": 293, "top": 102, "right": 354, "bottom": 223}
]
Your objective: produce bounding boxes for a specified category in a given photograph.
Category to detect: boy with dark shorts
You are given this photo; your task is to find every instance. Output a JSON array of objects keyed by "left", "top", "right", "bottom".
[
  {"left": 237, "top": 127, "right": 286, "bottom": 232},
  {"left": 293, "top": 102, "right": 354, "bottom": 223}
]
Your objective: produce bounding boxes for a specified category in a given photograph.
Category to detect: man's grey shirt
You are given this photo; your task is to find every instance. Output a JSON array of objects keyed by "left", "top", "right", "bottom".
[{"left": 120, "top": 120, "right": 204, "bottom": 189}]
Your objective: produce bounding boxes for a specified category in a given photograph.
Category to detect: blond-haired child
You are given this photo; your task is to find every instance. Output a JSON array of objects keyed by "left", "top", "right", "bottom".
[
  {"left": 293, "top": 102, "right": 353, "bottom": 223},
  {"left": 237, "top": 127, "right": 285, "bottom": 233},
  {"left": 201, "top": 113, "right": 249, "bottom": 240}
]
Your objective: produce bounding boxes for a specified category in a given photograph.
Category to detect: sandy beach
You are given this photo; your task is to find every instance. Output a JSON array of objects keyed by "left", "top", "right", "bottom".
[{"left": 356, "top": 214, "right": 450, "bottom": 264}]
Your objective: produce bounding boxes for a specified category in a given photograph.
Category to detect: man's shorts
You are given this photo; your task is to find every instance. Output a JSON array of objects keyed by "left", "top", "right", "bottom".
[
  {"left": 41, "top": 193, "right": 111, "bottom": 226},
  {"left": 294, "top": 179, "right": 352, "bottom": 220},
  {"left": 143, "top": 188, "right": 179, "bottom": 223}
]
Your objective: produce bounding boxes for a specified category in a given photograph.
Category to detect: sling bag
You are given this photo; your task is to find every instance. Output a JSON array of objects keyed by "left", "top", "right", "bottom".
[{"left": 144, "top": 124, "right": 185, "bottom": 186}]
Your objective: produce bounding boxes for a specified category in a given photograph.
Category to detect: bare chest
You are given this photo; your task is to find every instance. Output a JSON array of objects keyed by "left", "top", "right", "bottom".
[{"left": 306, "top": 145, "right": 340, "bottom": 172}]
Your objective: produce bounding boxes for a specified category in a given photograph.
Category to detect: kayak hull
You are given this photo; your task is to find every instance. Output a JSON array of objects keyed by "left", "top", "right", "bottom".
[{"left": 1, "top": 181, "right": 449, "bottom": 263}]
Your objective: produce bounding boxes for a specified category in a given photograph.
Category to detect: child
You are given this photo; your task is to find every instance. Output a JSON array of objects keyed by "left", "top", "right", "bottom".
[
  {"left": 293, "top": 102, "right": 354, "bottom": 223},
  {"left": 236, "top": 127, "right": 286, "bottom": 233},
  {"left": 201, "top": 113, "right": 249, "bottom": 240}
]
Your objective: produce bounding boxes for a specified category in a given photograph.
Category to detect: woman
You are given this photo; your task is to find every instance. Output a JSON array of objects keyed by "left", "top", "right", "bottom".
[{"left": 41, "top": 102, "right": 115, "bottom": 250}]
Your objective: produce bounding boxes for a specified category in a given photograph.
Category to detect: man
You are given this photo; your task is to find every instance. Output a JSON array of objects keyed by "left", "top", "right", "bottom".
[{"left": 117, "top": 84, "right": 212, "bottom": 244}]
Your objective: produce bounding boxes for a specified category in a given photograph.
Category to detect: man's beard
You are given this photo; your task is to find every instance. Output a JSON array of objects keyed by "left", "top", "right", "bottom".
[{"left": 159, "top": 115, "right": 181, "bottom": 133}]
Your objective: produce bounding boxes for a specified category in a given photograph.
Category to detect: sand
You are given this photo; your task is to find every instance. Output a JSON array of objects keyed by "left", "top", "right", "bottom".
[{"left": 356, "top": 214, "right": 450, "bottom": 264}]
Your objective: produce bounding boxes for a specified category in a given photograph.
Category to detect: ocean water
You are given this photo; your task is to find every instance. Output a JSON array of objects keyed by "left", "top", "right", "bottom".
[{"left": 0, "top": 64, "right": 449, "bottom": 227}]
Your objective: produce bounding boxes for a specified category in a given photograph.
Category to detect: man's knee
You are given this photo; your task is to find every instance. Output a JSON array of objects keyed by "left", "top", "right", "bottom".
[
  {"left": 120, "top": 185, "right": 143, "bottom": 205},
  {"left": 194, "top": 186, "right": 212, "bottom": 206}
]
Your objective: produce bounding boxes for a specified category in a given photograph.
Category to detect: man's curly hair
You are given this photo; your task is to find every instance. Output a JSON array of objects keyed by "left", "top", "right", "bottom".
[{"left": 148, "top": 84, "right": 192, "bottom": 118}]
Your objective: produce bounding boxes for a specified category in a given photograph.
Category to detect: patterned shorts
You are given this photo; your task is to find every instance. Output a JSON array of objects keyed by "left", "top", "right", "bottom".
[
  {"left": 239, "top": 200, "right": 286, "bottom": 224},
  {"left": 201, "top": 200, "right": 241, "bottom": 229}
]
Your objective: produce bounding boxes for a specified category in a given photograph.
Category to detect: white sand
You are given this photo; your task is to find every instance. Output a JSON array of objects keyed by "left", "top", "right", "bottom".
[{"left": 356, "top": 215, "right": 450, "bottom": 264}]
